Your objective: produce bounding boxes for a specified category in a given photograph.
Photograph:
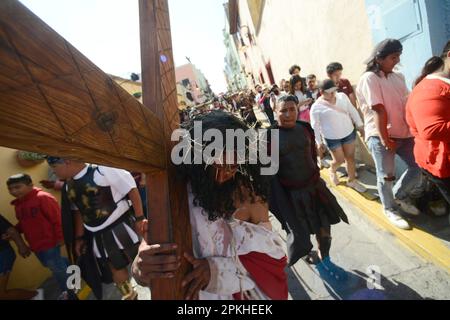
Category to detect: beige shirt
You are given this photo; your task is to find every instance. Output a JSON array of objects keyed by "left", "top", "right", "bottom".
[{"left": 356, "top": 71, "right": 412, "bottom": 141}]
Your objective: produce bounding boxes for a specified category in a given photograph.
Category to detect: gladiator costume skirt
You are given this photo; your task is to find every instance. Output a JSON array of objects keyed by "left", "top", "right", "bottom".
[{"left": 90, "top": 211, "right": 140, "bottom": 270}]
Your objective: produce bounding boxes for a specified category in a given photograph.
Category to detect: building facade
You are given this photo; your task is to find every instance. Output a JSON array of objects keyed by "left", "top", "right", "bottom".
[
  {"left": 223, "top": 4, "right": 248, "bottom": 92},
  {"left": 228, "top": 0, "right": 450, "bottom": 88},
  {"left": 175, "top": 63, "right": 213, "bottom": 104}
]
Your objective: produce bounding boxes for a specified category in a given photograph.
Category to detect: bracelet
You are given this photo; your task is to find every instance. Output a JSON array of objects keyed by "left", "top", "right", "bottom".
[{"left": 135, "top": 215, "right": 145, "bottom": 222}]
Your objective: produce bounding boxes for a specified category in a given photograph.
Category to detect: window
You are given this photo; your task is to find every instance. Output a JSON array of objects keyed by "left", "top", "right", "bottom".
[
  {"left": 266, "top": 62, "right": 275, "bottom": 85},
  {"left": 181, "top": 79, "right": 190, "bottom": 88}
]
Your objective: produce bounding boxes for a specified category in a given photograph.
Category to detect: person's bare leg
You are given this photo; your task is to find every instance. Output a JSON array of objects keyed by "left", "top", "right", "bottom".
[
  {"left": 0, "top": 273, "right": 37, "bottom": 300},
  {"left": 329, "top": 147, "right": 345, "bottom": 185},
  {"left": 342, "top": 142, "right": 357, "bottom": 182},
  {"left": 330, "top": 147, "right": 345, "bottom": 173}
]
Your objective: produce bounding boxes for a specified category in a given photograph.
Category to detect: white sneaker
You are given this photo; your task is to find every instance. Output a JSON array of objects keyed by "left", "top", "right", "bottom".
[
  {"left": 329, "top": 170, "right": 340, "bottom": 186},
  {"left": 384, "top": 209, "right": 411, "bottom": 230},
  {"left": 320, "top": 159, "right": 330, "bottom": 169},
  {"left": 346, "top": 180, "right": 367, "bottom": 193},
  {"left": 396, "top": 199, "right": 420, "bottom": 216},
  {"left": 32, "top": 288, "right": 44, "bottom": 300}
]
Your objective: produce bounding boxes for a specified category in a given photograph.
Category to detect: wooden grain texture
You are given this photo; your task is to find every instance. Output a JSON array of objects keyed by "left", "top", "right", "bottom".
[
  {"left": 0, "top": 0, "right": 165, "bottom": 171},
  {"left": 139, "top": 0, "right": 193, "bottom": 300}
]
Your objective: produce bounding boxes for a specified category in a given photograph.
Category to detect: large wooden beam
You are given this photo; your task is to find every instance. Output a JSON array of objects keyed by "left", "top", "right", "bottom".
[
  {"left": 0, "top": 0, "right": 165, "bottom": 173},
  {"left": 139, "top": 0, "right": 193, "bottom": 300}
]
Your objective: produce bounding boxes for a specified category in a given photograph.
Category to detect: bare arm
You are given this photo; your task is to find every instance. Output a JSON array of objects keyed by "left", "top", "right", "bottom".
[
  {"left": 349, "top": 93, "right": 358, "bottom": 108},
  {"left": 7, "top": 227, "right": 31, "bottom": 258},
  {"left": 128, "top": 188, "right": 144, "bottom": 218},
  {"left": 372, "top": 104, "right": 395, "bottom": 150},
  {"left": 73, "top": 211, "right": 84, "bottom": 238}
]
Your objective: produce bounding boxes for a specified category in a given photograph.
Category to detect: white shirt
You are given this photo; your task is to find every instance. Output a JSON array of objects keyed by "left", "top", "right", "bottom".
[
  {"left": 295, "top": 91, "right": 309, "bottom": 113},
  {"left": 356, "top": 71, "right": 412, "bottom": 141},
  {"left": 311, "top": 92, "right": 363, "bottom": 144},
  {"left": 68, "top": 165, "right": 137, "bottom": 232}
]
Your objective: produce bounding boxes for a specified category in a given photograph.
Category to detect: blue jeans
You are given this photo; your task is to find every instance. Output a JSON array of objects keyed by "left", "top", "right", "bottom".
[
  {"left": 35, "top": 246, "right": 70, "bottom": 292},
  {"left": 0, "top": 246, "right": 16, "bottom": 275},
  {"left": 367, "top": 137, "right": 421, "bottom": 210},
  {"left": 325, "top": 130, "right": 357, "bottom": 151}
]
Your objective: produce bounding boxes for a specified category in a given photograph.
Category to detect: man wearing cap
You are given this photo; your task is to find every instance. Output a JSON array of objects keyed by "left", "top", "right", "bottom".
[
  {"left": 356, "top": 38, "right": 422, "bottom": 230},
  {"left": 46, "top": 157, "right": 146, "bottom": 299}
]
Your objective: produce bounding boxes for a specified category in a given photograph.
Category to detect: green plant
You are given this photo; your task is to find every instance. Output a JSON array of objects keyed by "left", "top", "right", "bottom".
[{"left": 17, "top": 151, "right": 46, "bottom": 161}]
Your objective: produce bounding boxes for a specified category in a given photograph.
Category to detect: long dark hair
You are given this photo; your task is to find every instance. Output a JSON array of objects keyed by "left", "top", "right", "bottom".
[
  {"left": 441, "top": 40, "right": 450, "bottom": 59},
  {"left": 414, "top": 56, "right": 444, "bottom": 87},
  {"left": 365, "top": 39, "right": 403, "bottom": 75},
  {"left": 289, "top": 75, "right": 304, "bottom": 95},
  {"left": 178, "top": 111, "right": 270, "bottom": 221},
  {"left": 414, "top": 40, "right": 450, "bottom": 87}
]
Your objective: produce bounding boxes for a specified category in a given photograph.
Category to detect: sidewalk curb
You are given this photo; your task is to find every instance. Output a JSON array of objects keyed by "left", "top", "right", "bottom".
[{"left": 321, "top": 171, "right": 450, "bottom": 275}]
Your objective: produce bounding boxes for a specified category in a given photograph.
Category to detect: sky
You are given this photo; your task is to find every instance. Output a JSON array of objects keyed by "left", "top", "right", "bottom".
[{"left": 19, "top": 0, "right": 228, "bottom": 93}]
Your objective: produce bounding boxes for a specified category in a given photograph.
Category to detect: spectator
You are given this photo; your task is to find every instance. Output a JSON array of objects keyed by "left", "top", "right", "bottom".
[
  {"left": 0, "top": 213, "right": 38, "bottom": 300},
  {"left": 259, "top": 87, "right": 276, "bottom": 124},
  {"left": 279, "top": 79, "right": 287, "bottom": 92},
  {"left": 356, "top": 38, "right": 422, "bottom": 230},
  {"left": 254, "top": 84, "right": 263, "bottom": 104},
  {"left": 289, "top": 64, "right": 307, "bottom": 89},
  {"left": 305, "top": 74, "right": 320, "bottom": 104},
  {"left": 311, "top": 80, "right": 366, "bottom": 193},
  {"left": 282, "top": 80, "right": 291, "bottom": 95},
  {"left": 230, "top": 93, "right": 240, "bottom": 113},
  {"left": 327, "top": 62, "right": 358, "bottom": 107},
  {"left": 406, "top": 41, "right": 450, "bottom": 209},
  {"left": 289, "top": 75, "right": 313, "bottom": 122}
]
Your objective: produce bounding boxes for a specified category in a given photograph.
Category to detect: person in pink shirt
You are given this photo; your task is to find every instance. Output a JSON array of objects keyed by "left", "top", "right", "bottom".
[{"left": 356, "top": 39, "right": 422, "bottom": 230}]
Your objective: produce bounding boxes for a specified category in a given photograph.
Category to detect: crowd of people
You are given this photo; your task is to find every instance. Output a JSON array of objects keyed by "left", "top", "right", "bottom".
[{"left": 0, "top": 38, "right": 449, "bottom": 301}]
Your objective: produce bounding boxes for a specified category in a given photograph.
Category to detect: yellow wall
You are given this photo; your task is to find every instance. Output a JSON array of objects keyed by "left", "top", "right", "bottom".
[
  {"left": 110, "top": 75, "right": 143, "bottom": 103},
  {"left": 0, "top": 147, "right": 61, "bottom": 290}
]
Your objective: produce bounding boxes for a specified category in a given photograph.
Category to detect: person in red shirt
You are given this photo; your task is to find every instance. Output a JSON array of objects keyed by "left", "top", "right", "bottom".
[
  {"left": 326, "top": 62, "right": 357, "bottom": 108},
  {"left": 406, "top": 41, "right": 450, "bottom": 207},
  {"left": 7, "top": 173, "right": 77, "bottom": 300}
]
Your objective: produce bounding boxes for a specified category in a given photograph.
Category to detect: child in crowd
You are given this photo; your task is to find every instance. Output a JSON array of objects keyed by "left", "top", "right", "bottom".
[{"left": 7, "top": 174, "right": 77, "bottom": 300}]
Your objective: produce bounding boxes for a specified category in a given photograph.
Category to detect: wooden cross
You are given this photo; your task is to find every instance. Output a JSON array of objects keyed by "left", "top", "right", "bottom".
[{"left": 0, "top": 0, "right": 192, "bottom": 300}]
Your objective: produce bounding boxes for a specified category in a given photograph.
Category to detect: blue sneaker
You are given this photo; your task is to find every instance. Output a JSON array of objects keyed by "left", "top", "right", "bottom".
[{"left": 316, "top": 257, "right": 349, "bottom": 282}]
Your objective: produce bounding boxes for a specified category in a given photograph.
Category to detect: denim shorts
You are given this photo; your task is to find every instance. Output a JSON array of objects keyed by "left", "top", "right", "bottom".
[
  {"left": 0, "top": 246, "right": 16, "bottom": 275},
  {"left": 325, "top": 130, "right": 357, "bottom": 151}
]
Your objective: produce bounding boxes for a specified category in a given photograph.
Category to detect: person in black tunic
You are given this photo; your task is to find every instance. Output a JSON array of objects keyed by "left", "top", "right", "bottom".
[{"left": 269, "top": 95, "right": 349, "bottom": 272}]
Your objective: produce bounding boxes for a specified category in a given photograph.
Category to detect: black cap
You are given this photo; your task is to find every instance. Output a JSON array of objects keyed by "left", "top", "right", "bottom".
[
  {"left": 365, "top": 38, "right": 403, "bottom": 64},
  {"left": 320, "top": 79, "right": 338, "bottom": 93}
]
